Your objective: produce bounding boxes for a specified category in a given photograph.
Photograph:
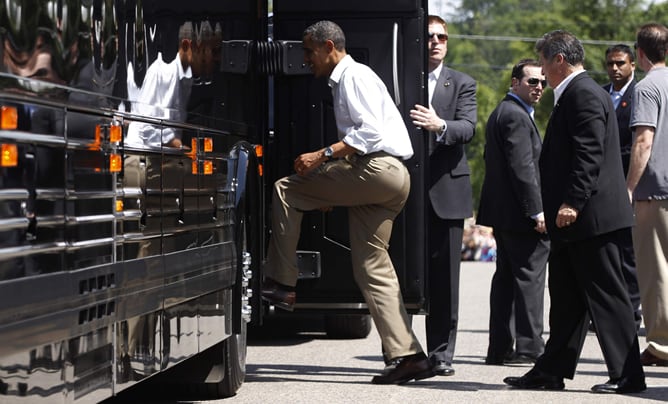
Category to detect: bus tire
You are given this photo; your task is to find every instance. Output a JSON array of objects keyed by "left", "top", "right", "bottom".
[{"left": 324, "top": 314, "right": 372, "bottom": 339}]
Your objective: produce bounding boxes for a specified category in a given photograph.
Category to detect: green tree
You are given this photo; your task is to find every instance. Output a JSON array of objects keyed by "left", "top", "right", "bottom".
[{"left": 441, "top": 0, "right": 668, "bottom": 213}]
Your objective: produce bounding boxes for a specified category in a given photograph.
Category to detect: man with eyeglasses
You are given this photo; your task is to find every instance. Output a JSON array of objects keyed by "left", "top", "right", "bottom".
[
  {"left": 477, "top": 59, "right": 549, "bottom": 367},
  {"left": 503, "top": 29, "right": 645, "bottom": 395},
  {"left": 601, "top": 44, "right": 642, "bottom": 333},
  {"left": 409, "top": 14, "right": 477, "bottom": 377}
]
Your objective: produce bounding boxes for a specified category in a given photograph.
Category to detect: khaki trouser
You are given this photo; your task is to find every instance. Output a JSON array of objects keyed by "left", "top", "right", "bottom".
[
  {"left": 633, "top": 199, "right": 668, "bottom": 360},
  {"left": 264, "top": 152, "right": 421, "bottom": 359}
]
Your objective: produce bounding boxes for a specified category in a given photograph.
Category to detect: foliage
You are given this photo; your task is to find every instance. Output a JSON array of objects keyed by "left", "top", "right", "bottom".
[{"left": 442, "top": 0, "right": 668, "bottom": 213}]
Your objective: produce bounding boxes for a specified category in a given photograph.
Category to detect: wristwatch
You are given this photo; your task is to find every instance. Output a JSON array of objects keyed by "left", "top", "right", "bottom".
[{"left": 323, "top": 146, "right": 334, "bottom": 160}]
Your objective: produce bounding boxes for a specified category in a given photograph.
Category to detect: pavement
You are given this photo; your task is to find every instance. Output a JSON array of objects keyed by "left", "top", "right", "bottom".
[{"left": 226, "top": 261, "right": 668, "bottom": 404}]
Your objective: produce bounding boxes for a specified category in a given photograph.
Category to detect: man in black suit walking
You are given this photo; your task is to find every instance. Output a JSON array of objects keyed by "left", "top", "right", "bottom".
[
  {"left": 503, "top": 30, "right": 645, "bottom": 394},
  {"left": 477, "top": 59, "right": 549, "bottom": 366},
  {"left": 409, "top": 15, "right": 477, "bottom": 377},
  {"left": 601, "top": 44, "right": 642, "bottom": 331}
]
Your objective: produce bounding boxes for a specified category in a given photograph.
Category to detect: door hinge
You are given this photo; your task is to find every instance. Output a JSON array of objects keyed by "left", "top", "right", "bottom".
[{"left": 221, "top": 40, "right": 310, "bottom": 76}]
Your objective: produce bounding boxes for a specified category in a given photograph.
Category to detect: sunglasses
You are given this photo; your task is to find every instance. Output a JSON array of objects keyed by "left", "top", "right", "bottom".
[
  {"left": 527, "top": 78, "right": 547, "bottom": 87},
  {"left": 428, "top": 32, "right": 448, "bottom": 42}
]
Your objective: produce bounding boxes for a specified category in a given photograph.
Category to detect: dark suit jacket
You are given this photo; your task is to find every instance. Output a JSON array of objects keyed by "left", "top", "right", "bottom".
[
  {"left": 429, "top": 67, "right": 477, "bottom": 219},
  {"left": 539, "top": 72, "right": 633, "bottom": 243},
  {"left": 602, "top": 80, "right": 636, "bottom": 175},
  {"left": 477, "top": 94, "right": 543, "bottom": 232}
]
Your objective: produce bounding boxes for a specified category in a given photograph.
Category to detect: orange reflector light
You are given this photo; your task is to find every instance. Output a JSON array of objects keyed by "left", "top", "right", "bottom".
[
  {"left": 203, "top": 160, "right": 213, "bottom": 175},
  {"left": 192, "top": 161, "right": 198, "bottom": 174},
  {"left": 110, "top": 123, "right": 122, "bottom": 142},
  {"left": 1, "top": 143, "right": 18, "bottom": 167},
  {"left": 109, "top": 154, "right": 122, "bottom": 172},
  {"left": 1, "top": 106, "right": 18, "bottom": 130},
  {"left": 115, "top": 200, "right": 124, "bottom": 212},
  {"left": 255, "top": 144, "right": 263, "bottom": 158},
  {"left": 204, "top": 137, "right": 213, "bottom": 152},
  {"left": 191, "top": 138, "right": 198, "bottom": 153},
  {"left": 258, "top": 163, "right": 264, "bottom": 177}
]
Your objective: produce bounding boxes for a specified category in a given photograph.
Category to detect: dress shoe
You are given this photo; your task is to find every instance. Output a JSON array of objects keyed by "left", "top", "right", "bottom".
[
  {"left": 640, "top": 349, "right": 668, "bottom": 366},
  {"left": 372, "top": 352, "right": 435, "bottom": 384},
  {"left": 261, "top": 278, "right": 296, "bottom": 311},
  {"left": 485, "top": 350, "right": 514, "bottom": 365},
  {"left": 503, "top": 367, "right": 565, "bottom": 390},
  {"left": 432, "top": 360, "right": 455, "bottom": 376},
  {"left": 504, "top": 353, "right": 538, "bottom": 365},
  {"left": 591, "top": 376, "right": 646, "bottom": 394}
]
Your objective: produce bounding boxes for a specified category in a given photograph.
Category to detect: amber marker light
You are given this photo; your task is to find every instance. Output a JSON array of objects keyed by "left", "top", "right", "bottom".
[
  {"left": 255, "top": 144, "right": 264, "bottom": 177},
  {"left": 1, "top": 143, "right": 18, "bottom": 167},
  {"left": 204, "top": 137, "right": 213, "bottom": 152},
  {"left": 109, "top": 123, "right": 122, "bottom": 142},
  {"left": 203, "top": 160, "right": 213, "bottom": 175},
  {"left": 1, "top": 106, "right": 18, "bottom": 130},
  {"left": 115, "top": 200, "right": 124, "bottom": 212},
  {"left": 109, "top": 154, "right": 122, "bottom": 172},
  {"left": 192, "top": 161, "right": 198, "bottom": 174}
]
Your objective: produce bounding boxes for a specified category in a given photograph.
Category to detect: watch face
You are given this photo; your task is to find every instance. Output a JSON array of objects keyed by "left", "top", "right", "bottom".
[{"left": 325, "top": 147, "right": 334, "bottom": 157}]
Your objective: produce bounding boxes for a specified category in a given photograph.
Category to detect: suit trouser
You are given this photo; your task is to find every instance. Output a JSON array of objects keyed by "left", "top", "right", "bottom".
[
  {"left": 487, "top": 230, "right": 549, "bottom": 359},
  {"left": 633, "top": 199, "right": 668, "bottom": 360},
  {"left": 425, "top": 211, "right": 463, "bottom": 363},
  {"left": 536, "top": 229, "right": 643, "bottom": 380},
  {"left": 264, "top": 152, "right": 422, "bottom": 359}
]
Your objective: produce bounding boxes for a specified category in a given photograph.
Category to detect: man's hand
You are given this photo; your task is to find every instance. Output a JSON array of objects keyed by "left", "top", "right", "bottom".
[
  {"left": 294, "top": 150, "right": 326, "bottom": 176},
  {"left": 409, "top": 104, "right": 444, "bottom": 133},
  {"left": 556, "top": 203, "right": 578, "bottom": 228}
]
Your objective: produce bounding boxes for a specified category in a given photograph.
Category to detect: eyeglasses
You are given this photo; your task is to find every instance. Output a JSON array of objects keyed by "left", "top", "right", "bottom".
[
  {"left": 428, "top": 32, "right": 448, "bottom": 43},
  {"left": 527, "top": 78, "right": 547, "bottom": 87}
]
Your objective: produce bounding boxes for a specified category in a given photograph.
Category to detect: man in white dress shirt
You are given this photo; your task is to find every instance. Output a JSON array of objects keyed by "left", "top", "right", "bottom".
[{"left": 261, "top": 20, "right": 434, "bottom": 385}]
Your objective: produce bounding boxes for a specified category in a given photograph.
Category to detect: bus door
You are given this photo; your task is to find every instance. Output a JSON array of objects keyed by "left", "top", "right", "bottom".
[{"left": 269, "top": 0, "right": 429, "bottom": 313}]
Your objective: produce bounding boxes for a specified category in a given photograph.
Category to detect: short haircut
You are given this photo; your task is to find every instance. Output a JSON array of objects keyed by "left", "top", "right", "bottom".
[
  {"left": 428, "top": 15, "right": 448, "bottom": 32},
  {"left": 605, "top": 44, "right": 635, "bottom": 62},
  {"left": 303, "top": 20, "right": 346, "bottom": 51},
  {"left": 511, "top": 59, "right": 540, "bottom": 80},
  {"left": 535, "top": 30, "right": 585, "bottom": 66},
  {"left": 636, "top": 23, "right": 668, "bottom": 63}
]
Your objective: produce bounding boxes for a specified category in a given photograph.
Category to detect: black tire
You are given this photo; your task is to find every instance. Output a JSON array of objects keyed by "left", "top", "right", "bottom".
[
  {"left": 214, "top": 320, "right": 247, "bottom": 397},
  {"left": 324, "top": 314, "right": 372, "bottom": 339}
]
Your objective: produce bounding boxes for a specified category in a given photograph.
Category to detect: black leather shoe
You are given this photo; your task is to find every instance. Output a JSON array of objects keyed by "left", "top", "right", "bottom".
[
  {"left": 432, "top": 360, "right": 455, "bottom": 376},
  {"left": 372, "top": 352, "right": 435, "bottom": 384},
  {"left": 261, "top": 278, "right": 296, "bottom": 311},
  {"left": 503, "top": 367, "right": 565, "bottom": 390},
  {"left": 591, "top": 376, "right": 646, "bottom": 394}
]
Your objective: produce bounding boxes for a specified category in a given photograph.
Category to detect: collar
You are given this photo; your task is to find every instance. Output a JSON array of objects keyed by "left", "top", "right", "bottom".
[
  {"left": 328, "top": 54, "right": 354, "bottom": 88},
  {"left": 608, "top": 74, "right": 634, "bottom": 95},
  {"left": 554, "top": 69, "right": 585, "bottom": 106},
  {"left": 507, "top": 92, "right": 534, "bottom": 116},
  {"left": 429, "top": 63, "right": 443, "bottom": 81}
]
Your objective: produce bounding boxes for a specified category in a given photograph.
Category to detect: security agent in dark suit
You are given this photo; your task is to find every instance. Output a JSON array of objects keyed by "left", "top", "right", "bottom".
[
  {"left": 477, "top": 59, "right": 549, "bottom": 366},
  {"left": 409, "top": 15, "right": 477, "bottom": 377},
  {"left": 602, "top": 44, "right": 642, "bottom": 331},
  {"left": 504, "top": 30, "right": 645, "bottom": 395}
]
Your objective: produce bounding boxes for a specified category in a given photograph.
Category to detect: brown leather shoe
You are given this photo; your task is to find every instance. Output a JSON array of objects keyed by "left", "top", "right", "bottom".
[
  {"left": 640, "top": 349, "right": 668, "bottom": 366},
  {"left": 261, "top": 278, "right": 296, "bottom": 311},
  {"left": 371, "top": 352, "right": 435, "bottom": 384}
]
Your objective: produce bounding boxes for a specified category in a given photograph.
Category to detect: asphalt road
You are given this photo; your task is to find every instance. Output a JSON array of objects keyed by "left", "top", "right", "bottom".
[{"left": 123, "top": 261, "right": 668, "bottom": 403}]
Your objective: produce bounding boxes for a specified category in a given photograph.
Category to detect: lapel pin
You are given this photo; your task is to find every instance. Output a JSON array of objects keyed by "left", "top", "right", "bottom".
[{"left": 444, "top": 82, "right": 451, "bottom": 87}]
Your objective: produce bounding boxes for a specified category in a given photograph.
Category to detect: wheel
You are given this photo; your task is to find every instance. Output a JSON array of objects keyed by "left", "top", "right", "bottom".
[
  {"left": 213, "top": 319, "right": 247, "bottom": 397},
  {"left": 324, "top": 314, "right": 372, "bottom": 339}
]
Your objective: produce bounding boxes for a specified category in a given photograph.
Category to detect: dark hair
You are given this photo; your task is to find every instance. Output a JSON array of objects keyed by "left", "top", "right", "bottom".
[
  {"left": 303, "top": 20, "right": 346, "bottom": 51},
  {"left": 428, "top": 15, "right": 448, "bottom": 31},
  {"left": 636, "top": 23, "right": 668, "bottom": 63},
  {"left": 535, "top": 30, "right": 585, "bottom": 66},
  {"left": 605, "top": 44, "right": 635, "bottom": 62},
  {"left": 511, "top": 58, "right": 540, "bottom": 80}
]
